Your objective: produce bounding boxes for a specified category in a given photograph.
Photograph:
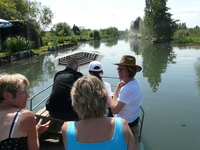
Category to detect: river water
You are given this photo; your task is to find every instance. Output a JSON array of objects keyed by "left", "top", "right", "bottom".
[{"left": 0, "top": 37, "right": 200, "bottom": 150}]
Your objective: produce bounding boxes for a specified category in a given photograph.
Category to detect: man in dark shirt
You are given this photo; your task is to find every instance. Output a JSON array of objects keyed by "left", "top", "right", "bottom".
[{"left": 46, "top": 59, "right": 83, "bottom": 121}]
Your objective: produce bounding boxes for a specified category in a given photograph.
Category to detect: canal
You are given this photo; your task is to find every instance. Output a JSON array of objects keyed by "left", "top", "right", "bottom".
[{"left": 0, "top": 37, "right": 200, "bottom": 150}]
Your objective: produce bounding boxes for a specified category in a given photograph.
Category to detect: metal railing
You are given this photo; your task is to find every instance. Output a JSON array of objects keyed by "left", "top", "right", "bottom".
[
  {"left": 30, "top": 84, "right": 53, "bottom": 111},
  {"left": 139, "top": 106, "right": 145, "bottom": 139}
]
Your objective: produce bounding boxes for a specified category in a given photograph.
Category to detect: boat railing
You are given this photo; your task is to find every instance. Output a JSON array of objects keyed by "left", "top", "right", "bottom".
[
  {"left": 29, "top": 75, "right": 145, "bottom": 139},
  {"left": 30, "top": 84, "right": 52, "bottom": 111},
  {"left": 139, "top": 106, "right": 145, "bottom": 139},
  {"left": 29, "top": 75, "right": 119, "bottom": 111}
]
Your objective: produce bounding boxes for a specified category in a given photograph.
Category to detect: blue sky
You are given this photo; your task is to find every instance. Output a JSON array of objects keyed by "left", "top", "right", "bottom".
[{"left": 36, "top": 0, "right": 200, "bottom": 30}]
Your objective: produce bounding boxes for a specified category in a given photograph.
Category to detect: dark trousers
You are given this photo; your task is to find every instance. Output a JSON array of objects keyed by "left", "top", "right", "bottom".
[{"left": 128, "top": 117, "right": 139, "bottom": 128}]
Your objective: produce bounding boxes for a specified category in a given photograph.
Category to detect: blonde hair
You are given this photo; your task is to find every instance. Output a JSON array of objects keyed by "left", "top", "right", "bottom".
[
  {"left": 0, "top": 73, "right": 29, "bottom": 102},
  {"left": 71, "top": 75, "right": 107, "bottom": 118}
]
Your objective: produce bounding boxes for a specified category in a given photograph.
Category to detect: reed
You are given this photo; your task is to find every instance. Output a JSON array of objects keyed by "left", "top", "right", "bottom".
[{"left": 5, "top": 36, "right": 32, "bottom": 53}]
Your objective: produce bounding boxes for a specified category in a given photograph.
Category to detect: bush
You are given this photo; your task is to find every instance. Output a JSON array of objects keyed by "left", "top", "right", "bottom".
[
  {"left": 89, "top": 31, "right": 94, "bottom": 38},
  {"left": 42, "top": 37, "right": 50, "bottom": 45},
  {"left": 5, "top": 36, "right": 32, "bottom": 53},
  {"left": 57, "top": 37, "right": 64, "bottom": 44},
  {"left": 70, "top": 37, "right": 78, "bottom": 45}
]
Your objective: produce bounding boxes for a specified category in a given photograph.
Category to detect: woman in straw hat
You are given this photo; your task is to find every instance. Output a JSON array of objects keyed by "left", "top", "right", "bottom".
[
  {"left": 111, "top": 55, "right": 142, "bottom": 136},
  {"left": 62, "top": 75, "right": 136, "bottom": 150}
]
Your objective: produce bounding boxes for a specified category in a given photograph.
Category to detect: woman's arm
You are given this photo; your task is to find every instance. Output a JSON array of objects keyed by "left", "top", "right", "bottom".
[
  {"left": 111, "top": 82, "right": 125, "bottom": 114},
  {"left": 62, "top": 121, "right": 71, "bottom": 149},
  {"left": 106, "top": 96, "right": 113, "bottom": 108},
  {"left": 122, "top": 119, "right": 136, "bottom": 150},
  {"left": 22, "top": 110, "right": 39, "bottom": 150}
]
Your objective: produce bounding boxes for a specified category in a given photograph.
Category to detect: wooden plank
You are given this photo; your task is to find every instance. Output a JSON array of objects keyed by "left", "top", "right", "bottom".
[
  {"left": 35, "top": 107, "right": 46, "bottom": 116},
  {"left": 35, "top": 107, "right": 65, "bottom": 122}
]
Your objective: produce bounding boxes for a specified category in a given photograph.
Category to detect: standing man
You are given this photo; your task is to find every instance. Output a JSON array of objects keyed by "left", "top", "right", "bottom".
[{"left": 46, "top": 59, "right": 83, "bottom": 121}]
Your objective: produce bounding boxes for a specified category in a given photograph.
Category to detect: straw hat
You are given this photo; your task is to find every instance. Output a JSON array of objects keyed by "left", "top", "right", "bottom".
[{"left": 113, "top": 55, "right": 142, "bottom": 72}]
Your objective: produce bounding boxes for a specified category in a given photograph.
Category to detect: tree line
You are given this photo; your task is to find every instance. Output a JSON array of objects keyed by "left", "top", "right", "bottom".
[
  {"left": 1, "top": 0, "right": 199, "bottom": 45},
  {"left": 130, "top": 0, "right": 200, "bottom": 43}
]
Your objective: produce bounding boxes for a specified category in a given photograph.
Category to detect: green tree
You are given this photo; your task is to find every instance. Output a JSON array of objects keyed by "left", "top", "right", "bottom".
[
  {"left": 144, "top": 0, "right": 178, "bottom": 40},
  {"left": 178, "top": 23, "right": 187, "bottom": 29},
  {"left": 88, "top": 30, "right": 101, "bottom": 39},
  {"left": 130, "top": 17, "right": 141, "bottom": 34},
  {"left": 103, "top": 27, "right": 119, "bottom": 37},
  {"left": 0, "top": 0, "right": 53, "bottom": 30},
  {"left": 0, "top": 0, "right": 17, "bottom": 19},
  {"left": 72, "top": 24, "right": 81, "bottom": 35},
  {"left": 93, "top": 30, "right": 101, "bottom": 39},
  {"left": 139, "top": 19, "right": 151, "bottom": 36},
  {"left": 39, "top": 6, "right": 54, "bottom": 30},
  {"left": 51, "top": 22, "right": 72, "bottom": 36}
]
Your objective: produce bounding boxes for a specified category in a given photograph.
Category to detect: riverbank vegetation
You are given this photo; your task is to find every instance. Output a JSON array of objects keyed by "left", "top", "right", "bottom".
[
  {"left": 1, "top": 0, "right": 199, "bottom": 58},
  {"left": 173, "top": 26, "right": 200, "bottom": 44}
]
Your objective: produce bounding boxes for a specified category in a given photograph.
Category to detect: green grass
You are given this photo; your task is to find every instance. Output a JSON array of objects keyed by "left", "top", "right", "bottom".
[{"left": 31, "top": 45, "right": 49, "bottom": 55}]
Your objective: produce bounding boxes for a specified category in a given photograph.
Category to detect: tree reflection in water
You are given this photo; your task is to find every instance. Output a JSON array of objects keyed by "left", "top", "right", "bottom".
[
  {"left": 194, "top": 57, "right": 200, "bottom": 96},
  {"left": 130, "top": 39, "right": 177, "bottom": 92}
]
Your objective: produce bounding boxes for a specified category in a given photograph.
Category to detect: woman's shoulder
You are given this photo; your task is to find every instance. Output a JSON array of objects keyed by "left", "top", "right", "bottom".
[
  {"left": 21, "top": 109, "right": 34, "bottom": 115},
  {"left": 20, "top": 110, "right": 35, "bottom": 122},
  {"left": 62, "top": 121, "right": 74, "bottom": 132}
]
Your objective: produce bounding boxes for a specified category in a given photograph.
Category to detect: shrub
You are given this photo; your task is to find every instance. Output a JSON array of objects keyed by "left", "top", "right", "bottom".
[
  {"left": 52, "top": 40, "right": 58, "bottom": 46},
  {"left": 89, "top": 31, "right": 94, "bottom": 38},
  {"left": 5, "top": 36, "right": 32, "bottom": 53},
  {"left": 57, "top": 37, "right": 64, "bottom": 44},
  {"left": 70, "top": 37, "right": 78, "bottom": 45},
  {"left": 42, "top": 37, "right": 50, "bottom": 45}
]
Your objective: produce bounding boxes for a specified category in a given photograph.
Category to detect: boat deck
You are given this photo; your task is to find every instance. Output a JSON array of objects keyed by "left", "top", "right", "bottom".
[
  {"left": 39, "top": 136, "right": 143, "bottom": 150},
  {"left": 40, "top": 140, "right": 64, "bottom": 150}
]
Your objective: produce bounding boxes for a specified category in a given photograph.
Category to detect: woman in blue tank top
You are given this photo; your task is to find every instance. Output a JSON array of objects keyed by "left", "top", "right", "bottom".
[{"left": 61, "top": 75, "right": 136, "bottom": 150}]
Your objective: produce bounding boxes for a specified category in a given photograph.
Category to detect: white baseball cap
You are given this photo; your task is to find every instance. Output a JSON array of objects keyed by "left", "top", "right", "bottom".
[{"left": 88, "top": 61, "right": 103, "bottom": 71}]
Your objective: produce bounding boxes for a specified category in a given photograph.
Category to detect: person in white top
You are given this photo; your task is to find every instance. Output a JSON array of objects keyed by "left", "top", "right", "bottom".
[
  {"left": 111, "top": 55, "right": 142, "bottom": 135},
  {"left": 88, "top": 61, "right": 113, "bottom": 117}
]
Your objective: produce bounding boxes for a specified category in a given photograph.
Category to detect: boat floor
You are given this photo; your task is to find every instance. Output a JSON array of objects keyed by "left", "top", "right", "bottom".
[
  {"left": 40, "top": 140, "right": 64, "bottom": 150},
  {"left": 39, "top": 136, "right": 143, "bottom": 150}
]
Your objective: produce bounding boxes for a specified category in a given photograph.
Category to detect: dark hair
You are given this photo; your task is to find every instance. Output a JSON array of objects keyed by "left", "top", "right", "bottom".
[
  {"left": 126, "top": 66, "right": 137, "bottom": 78},
  {"left": 89, "top": 70, "right": 103, "bottom": 81}
]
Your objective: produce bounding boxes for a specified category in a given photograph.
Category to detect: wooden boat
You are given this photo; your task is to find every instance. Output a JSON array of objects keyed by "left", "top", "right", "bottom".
[{"left": 30, "top": 49, "right": 145, "bottom": 150}]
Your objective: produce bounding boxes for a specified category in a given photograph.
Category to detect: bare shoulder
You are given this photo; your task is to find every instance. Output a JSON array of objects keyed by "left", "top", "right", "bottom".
[
  {"left": 20, "top": 110, "right": 35, "bottom": 122},
  {"left": 62, "top": 121, "right": 71, "bottom": 132},
  {"left": 21, "top": 109, "right": 34, "bottom": 117},
  {"left": 121, "top": 118, "right": 133, "bottom": 139},
  {"left": 121, "top": 118, "right": 129, "bottom": 127},
  {"left": 121, "top": 118, "right": 135, "bottom": 149}
]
